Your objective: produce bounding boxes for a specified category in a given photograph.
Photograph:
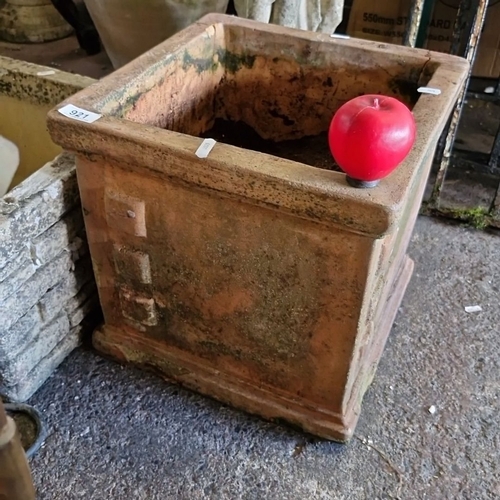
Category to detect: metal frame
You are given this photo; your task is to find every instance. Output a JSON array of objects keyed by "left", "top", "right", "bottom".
[
  {"left": 401, "top": 0, "right": 499, "bottom": 228},
  {"left": 403, "top": 0, "right": 426, "bottom": 47}
]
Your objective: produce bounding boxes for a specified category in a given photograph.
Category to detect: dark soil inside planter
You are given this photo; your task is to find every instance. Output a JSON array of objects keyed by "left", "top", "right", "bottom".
[
  {"left": 9, "top": 411, "right": 38, "bottom": 451},
  {"left": 201, "top": 119, "right": 342, "bottom": 172}
]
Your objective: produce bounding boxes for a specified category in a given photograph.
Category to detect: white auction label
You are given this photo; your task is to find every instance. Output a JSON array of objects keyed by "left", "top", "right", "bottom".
[
  {"left": 58, "top": 104, "right": 102, "bottom": 123},
  {"left": 330, "top": 33, "right": 350, "bottom": 39},
  {"left": 195, "top": 138, "right": 216, "bottom": 158},
  {"left": 417, "top": 86, "right": 442, "bottom": 96}
]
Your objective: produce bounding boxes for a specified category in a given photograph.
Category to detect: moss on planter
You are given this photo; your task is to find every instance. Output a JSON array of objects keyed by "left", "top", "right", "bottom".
[
  {"left": 182, "top": 50, "right": 220, "bottom": 74},
  {"left": 182, "top": 48, "right": 256, "bottom": 74},
  {"left": 218, "top": 49, "right": 256, "bottom": 74}
]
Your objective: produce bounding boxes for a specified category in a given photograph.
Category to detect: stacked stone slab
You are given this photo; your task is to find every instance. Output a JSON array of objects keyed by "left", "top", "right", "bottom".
[
  {"left": 0, "top": 57, "right": 99, "bottom": 401},
  {"left": 0, "top": 154, "right": 99, "bottom": 401}
]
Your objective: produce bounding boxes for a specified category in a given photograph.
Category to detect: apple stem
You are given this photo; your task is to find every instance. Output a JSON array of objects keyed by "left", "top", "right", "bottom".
[{"left": 373, "top": 98, "right": 380, "bottom": 109}]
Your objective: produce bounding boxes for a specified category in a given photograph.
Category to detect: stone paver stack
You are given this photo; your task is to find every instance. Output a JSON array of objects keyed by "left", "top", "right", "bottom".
[
  {"left": 0, "top": 58, "right": 99, "bottom": 401},
  {"left": 0, "top": 154, "right": 99, "bottom": 401}
]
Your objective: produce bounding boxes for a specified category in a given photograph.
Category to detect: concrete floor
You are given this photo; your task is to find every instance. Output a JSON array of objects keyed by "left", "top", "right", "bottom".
[{"left": 26, "top": 215, "right": 499, "bottom": 500}]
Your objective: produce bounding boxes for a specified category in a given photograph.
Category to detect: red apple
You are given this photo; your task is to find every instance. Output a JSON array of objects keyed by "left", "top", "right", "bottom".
[{"left": 328, "top": 95, "right": 416, "bottom": 185}]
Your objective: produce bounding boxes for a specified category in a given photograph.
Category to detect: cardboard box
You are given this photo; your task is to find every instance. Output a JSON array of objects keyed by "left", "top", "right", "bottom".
[
  {"left": 471, "top": 1, "right": 500, "bottom": 78},
  {"left": 347, "top": 0, "right": 410, "bottom": 45},
  {"left": 347, "top": 0, "right": 500, "bottom": 78}
]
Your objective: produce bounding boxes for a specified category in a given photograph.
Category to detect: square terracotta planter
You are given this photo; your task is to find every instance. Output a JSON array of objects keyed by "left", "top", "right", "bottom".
[{"left": 47, "top": 14, "right": 468, "bottom": 441}]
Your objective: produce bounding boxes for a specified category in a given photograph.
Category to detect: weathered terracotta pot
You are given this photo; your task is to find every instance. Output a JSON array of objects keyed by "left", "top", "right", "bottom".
[
  {"left": 0, "top": 0, "right": 72, "bottom": 43},
  {"left": 47, "top": 14, "right": 468, "bottom": 441}
]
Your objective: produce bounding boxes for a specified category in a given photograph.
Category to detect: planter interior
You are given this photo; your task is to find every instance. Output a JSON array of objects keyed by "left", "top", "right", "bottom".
[
  {"left": 0, "top": 56, "right": 93, "bottom": 190},
  {"left": 47, "top": 14, "right": 469, "bottom": 441}
]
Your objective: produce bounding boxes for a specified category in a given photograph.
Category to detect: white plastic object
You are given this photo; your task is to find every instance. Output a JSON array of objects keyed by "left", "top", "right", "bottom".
[{"left": 0, "top": 136, "right": 20, "bottom": 197}]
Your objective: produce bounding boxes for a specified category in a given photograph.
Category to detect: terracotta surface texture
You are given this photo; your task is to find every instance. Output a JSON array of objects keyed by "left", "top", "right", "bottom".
[{"left": 47, "top": 14, "right": 469, "bottom": 441}]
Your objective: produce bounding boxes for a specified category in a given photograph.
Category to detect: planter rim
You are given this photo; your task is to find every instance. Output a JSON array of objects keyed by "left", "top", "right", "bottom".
[
  {"left": 0, "top": 55, "right": 95, "bottom": 106},
  {"left": 46, "top": 14, "right": 469, "bottom": 237}
]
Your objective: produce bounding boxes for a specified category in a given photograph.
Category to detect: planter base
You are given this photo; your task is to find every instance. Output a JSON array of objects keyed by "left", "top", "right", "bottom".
[{"left": 94, "top": 255, "right": 413, "bottom": 442}]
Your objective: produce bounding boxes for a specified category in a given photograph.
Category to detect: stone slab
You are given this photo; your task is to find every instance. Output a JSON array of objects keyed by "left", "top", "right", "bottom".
[
  {"left": 0, "top": 154, "right": 79, "bottom": 269},
  {"left": 0, "top": 208, "right": 85, "bottom": 303},
  {"left": 0, "top": 313, "right": 70, "bottom": 384},
  {"left": 1, "top": 324, "right": 84, "bottom": 402},
  {"left": 0, "top": 255, "right": 93, "bottom": 357}
]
